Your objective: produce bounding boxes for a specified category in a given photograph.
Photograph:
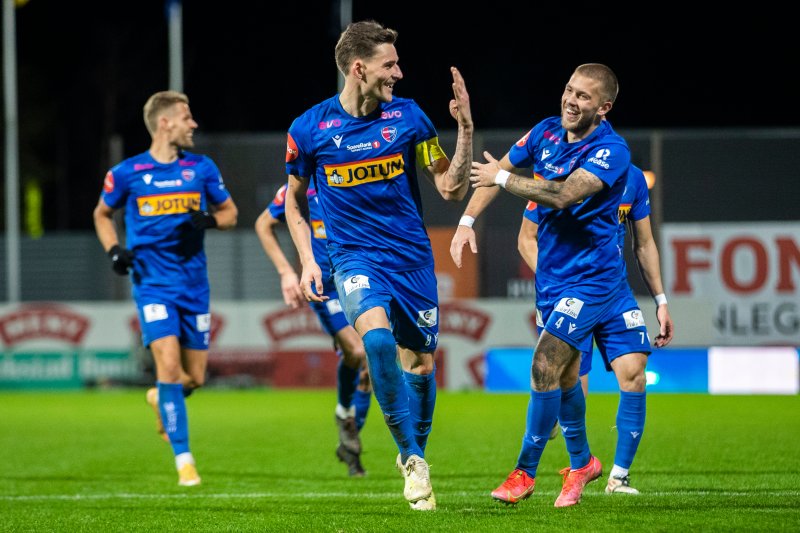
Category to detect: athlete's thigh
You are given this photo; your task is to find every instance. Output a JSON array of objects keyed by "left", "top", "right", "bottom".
[
  {"left": 593, "top": 287, "right": 651, "bottom": 371},
  {"left": 333, "top": 261, "right": 392, "bottom": 328},
  {"left": 536, "top": 283, "right": 611, "bottom": 352},
  {"left": 537, "top": 305, "right": 594, "bottom": 376},
  {"left": 133, "top": 284, "right": 181, "bottom": 348},
  {"left": 175, "top": 283, "right": 211, "bottom": 350},
  {"left": 388, "top": 264, "right": 439, "bottom": 353}
]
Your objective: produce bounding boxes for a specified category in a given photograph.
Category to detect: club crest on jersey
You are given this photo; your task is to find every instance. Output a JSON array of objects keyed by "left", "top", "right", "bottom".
[
  {"left": 555, "top": 297, "right": 584, "bottom": 319},
  {"left": 381, "top": 126, "right": 397, "bottom": 143},
  {"left": 416, "top": 307, "right": 438, "bottom": 327},
  {"left": 137, "top": 192, "right": 200, "bottom": 216},
  {"left": 181, "top": 169, "right": 195, "bottom": 182},
  {"left": 323, "top": 154, "right": 404, "bottom": 187}
]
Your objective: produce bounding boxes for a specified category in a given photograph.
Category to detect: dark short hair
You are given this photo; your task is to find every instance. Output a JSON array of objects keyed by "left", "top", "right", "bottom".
[{"left": 334, "top": 20, "right": 398, "bottom": 76}]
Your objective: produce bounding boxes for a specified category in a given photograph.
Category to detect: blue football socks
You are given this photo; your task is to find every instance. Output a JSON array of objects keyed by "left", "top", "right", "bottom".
[
  {"left": 158, "top": 381, "right": 190, "bottom": 456},
  {"left": 362, "top": 328, "right": 421, "bottom": 460},
  {"left": 516, "top": 389, "right": 561, "bottom": 477},
  {"left": 404, "top": 368, "right": 436, "bottom": 454},
  {"left": 615, "top": 390, "right": 646, "bottom": 469},
  {"left": 559, "top": 381, "right": 591, "bottom": 469}
]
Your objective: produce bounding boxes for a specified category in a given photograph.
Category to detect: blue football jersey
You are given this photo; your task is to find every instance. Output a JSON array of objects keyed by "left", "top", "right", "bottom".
[
  {"left": 524, "top": 164, "right": 650, "bottom": 251},
  {"left": 509, "top": 117, "right": 630, "bottom": 288},
  {"left": 286, "top": 95, "right": 447, "bottom": 272},
  {"left": 100, "top": 151, "right": 231, "bottom": 285},
  {"left": 267, "top": 184, "right": 332, "bottom": 283}
]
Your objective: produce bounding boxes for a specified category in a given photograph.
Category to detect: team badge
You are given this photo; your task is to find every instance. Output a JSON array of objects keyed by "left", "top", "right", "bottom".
[{"left": 381, "top": 126, "right": 397, "bottom": 143}]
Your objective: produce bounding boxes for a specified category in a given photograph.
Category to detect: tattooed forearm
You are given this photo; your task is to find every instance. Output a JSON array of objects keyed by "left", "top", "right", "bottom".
[
  {"left": 505, "top": 168, "right": 602, "bottom": 209},
  {"left": 441, "top": 127, "right": 473, "bottom": 200},
  {"left": 505, "top": 174, "right": 565, "bottom": 208}
]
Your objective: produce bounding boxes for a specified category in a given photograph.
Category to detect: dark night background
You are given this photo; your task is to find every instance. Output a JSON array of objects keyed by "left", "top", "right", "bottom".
[{"left": 5, "top": 1, "right": 797, "bottom": 231}]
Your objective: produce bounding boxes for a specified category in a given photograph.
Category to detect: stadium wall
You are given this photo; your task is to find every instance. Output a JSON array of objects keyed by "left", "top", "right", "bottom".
[{"left": 1, "top": 299, "right": 797, "bottom": 393}]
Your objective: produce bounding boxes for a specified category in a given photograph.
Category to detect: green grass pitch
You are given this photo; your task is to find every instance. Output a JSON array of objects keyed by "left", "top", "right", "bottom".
[{"left": 1, "top": 389, "right": 798, "bottom": 532}]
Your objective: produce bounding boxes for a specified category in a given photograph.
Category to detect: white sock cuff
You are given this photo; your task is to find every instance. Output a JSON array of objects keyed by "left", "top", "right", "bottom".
[
  {"left": 335, "top": 404, "right": 356, "bottom": 419},
  {"left": 175, "top": 452, "right": 195, "bottom": 470},
  {"left": 610, "top": 465, "right": 629, "bottom": 478}
]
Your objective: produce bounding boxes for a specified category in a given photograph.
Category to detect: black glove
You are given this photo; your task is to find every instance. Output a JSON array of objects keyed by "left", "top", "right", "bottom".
[
  {"left": 188, "top": 208, "right": 218, "bottom": 230},
  {"left": 108, "top": 245, "right": 134, "bottom": 276}
]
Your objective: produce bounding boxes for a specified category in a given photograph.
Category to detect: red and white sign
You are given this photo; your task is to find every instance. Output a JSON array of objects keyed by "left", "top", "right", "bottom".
[{"left": 663, "top": 222, "right": 800, "bottom": 345}]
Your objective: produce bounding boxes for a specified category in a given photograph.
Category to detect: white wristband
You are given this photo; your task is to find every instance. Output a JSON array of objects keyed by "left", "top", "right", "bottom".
[
  {"left": 654, "top": 293, "right": 668, "bottom": 306},
  {"left": 494, "top": 169, "right": 511, "bottom": 188},
  {"left": 458, "top": 215, "right": 475, "bottom": 228}
]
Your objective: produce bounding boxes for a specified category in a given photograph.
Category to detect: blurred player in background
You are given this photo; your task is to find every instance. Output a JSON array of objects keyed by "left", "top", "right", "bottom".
[
  {"left": 518, "top": 164, "right": 674, "bottom": 494},
  {"left": 255, "top": 183, "right": 372, "bottom": 477},
  {"left": 93, "top": 90, "right": 238, "bottom": 486},
  {"left": 283, "top": 20, "right": 474, "bottom": 510}
]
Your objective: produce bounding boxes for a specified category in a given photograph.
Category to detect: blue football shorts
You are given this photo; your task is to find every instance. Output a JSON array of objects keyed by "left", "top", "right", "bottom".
[
  {"left": 536, "top": 278, "right": 650, "bottom": 368},
  {"left": 132, "top": 282, "right": 211, "bottom": 350},
  {"left": 333, "top": 259, "right": 438, "bottom": 352},
  {"left": 309, "top": 287, "right": 351, "bottom": 337}
]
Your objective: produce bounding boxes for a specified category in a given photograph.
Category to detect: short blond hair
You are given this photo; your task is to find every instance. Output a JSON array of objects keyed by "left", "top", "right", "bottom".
[{"left": 143, "top": 91, "right": 189, "bottom": 135}]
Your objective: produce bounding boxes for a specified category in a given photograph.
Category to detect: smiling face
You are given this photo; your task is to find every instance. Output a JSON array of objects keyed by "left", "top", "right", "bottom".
[
  {"left": 356, "top": 43, "right": 403, "bottom": 103},
  {"left": 163, "top": 102, "right": 198, "bottom": 149},
  {"left": 560, "top": 72, "right": 612, "bottom": 140}
]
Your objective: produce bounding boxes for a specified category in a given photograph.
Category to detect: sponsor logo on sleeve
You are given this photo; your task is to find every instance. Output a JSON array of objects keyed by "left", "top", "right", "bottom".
[
  {"left": 103, "top": 171, "right": 115, "bottom": 193},
  {"left": 516, "top": 129, "right": 532, "bottom": 147},
  {"left": 587, "top": 148, "right": 611, "bottom": 169},
  {"left": 274, "top": 184, "right": 287, "bottom": 206},
  {"left": 286, "top": 133, "right": 299, "bottom": 162}
]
